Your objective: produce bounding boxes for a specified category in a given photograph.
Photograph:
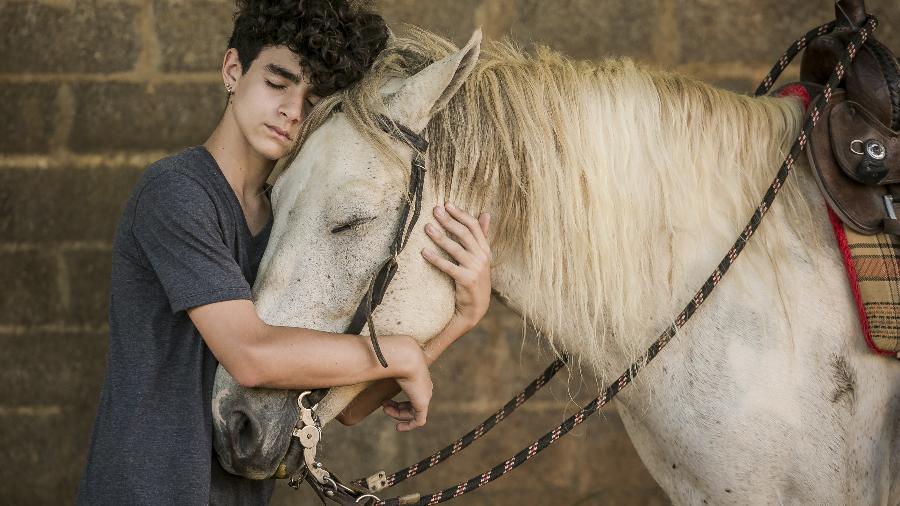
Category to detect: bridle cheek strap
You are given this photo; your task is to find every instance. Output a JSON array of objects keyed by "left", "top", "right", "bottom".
[
  {"left": 349, "top": 115, "right": 429, "bottom": 367},
  {"left": 304, "top": 115, "right": 427, "bottom": 406}
]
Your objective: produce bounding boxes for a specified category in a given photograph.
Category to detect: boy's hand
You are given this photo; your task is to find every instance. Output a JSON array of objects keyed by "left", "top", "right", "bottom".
[
  {"left": 421, "top": 202, "right": 492, "bottom": 332},
  {"left": 382, "top": 399, "right": 418, "bottom": 426},
  {"left": 392, "top": 340, "right": 433, "bottom": 431}
]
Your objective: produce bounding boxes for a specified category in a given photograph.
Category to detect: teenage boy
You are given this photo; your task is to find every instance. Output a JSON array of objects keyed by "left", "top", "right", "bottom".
[{"left": 76, "top": 1, "right": 492, "bottom": 504}]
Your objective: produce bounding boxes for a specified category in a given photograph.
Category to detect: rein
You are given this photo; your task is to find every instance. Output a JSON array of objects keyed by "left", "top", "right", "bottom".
[{"left": 290, "top": 15, "right": 878, "bottom": 506}]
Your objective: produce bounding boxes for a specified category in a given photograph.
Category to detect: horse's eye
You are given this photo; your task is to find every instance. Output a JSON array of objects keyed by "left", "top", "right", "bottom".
[{"left": 330, "top": 217, "right": 375, "bottom": 234}]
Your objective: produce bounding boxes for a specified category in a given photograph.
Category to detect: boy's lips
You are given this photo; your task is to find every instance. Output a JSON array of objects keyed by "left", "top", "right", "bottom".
[{"left": 267, "top": 125, "right": 292, "bottom": 142}]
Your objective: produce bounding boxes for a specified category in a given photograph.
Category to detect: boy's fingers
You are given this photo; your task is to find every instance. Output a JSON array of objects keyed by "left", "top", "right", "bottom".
[
  {"left": 445, "top": 203, "right": 490, "bottom": 252},
  {"left": 384, "top": 401, "right": 416, "bottom": 418},
  {"left": 422, "top": 248, "right": 465, "bottom": 279},
  {"left": 434, "top": 206, "right": 480, "bottom": 253},
  {"left": 382, "top": 404, "right": 416, "bottom": 422},
  {"left": 425, "top": 224, "right": 473, "bottom": 266}
]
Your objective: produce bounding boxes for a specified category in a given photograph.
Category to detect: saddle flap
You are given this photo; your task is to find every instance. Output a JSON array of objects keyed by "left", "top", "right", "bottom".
[{"left": 829, "top": 100, "right": 900, "bottom": 184}]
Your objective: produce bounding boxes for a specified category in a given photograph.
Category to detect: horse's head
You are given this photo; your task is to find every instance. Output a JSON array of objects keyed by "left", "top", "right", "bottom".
[{"left": 212, "top": 30, "right": 483, "bottom": 479}]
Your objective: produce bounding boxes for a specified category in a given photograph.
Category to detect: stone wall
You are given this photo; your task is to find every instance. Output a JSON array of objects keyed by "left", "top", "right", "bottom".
[{"left": 1, "top": 1, "right": 898, "bottom": 504}]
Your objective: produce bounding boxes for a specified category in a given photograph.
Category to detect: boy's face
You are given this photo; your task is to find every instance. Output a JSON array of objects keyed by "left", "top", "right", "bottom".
[{"left": 226, "top": 45, "right": 321, "bottom": 160}]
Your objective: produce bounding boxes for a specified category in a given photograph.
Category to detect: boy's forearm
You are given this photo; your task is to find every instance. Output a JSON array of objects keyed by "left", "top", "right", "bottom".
[{"left": 245, "top": 326, "right": 415, "bottom": 390}]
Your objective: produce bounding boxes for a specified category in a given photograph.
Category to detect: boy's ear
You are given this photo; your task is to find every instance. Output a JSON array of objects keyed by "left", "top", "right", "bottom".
[{"left": 222, "top": 48, "right": 243, "bottom": 90}]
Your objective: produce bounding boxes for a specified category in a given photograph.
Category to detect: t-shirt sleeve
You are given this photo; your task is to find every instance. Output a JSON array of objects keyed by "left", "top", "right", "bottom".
[{"left": 131, "top": 171, "right": 252, "bottom": 313}]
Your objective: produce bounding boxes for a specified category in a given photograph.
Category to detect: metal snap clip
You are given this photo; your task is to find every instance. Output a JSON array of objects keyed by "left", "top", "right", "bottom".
[
  {"left": 297, "top": 390, "right": 318, "bottom": 411},
  {"left": 850, "top": 139, "right": 865, "bottom": 155}
]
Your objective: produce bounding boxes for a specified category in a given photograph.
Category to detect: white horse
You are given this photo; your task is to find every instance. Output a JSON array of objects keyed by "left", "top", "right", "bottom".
[{"left": 212, "top": 28, "right": 900, "bottom": 504}]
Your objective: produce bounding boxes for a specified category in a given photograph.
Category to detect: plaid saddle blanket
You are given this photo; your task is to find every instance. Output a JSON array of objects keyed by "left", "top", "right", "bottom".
[{"left": 828, "top": 207, "right": 900, "bottom": 359}]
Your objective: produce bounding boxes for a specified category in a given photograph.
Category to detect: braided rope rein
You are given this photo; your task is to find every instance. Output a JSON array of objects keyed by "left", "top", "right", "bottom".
[{"left": 365, "top": 16, "right": 875, "bottom": 506}]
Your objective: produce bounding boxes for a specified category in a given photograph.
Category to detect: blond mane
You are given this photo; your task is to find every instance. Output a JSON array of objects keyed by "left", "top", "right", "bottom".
[{"left": 289, "top": 26, "right": 810, "bottom": 375}]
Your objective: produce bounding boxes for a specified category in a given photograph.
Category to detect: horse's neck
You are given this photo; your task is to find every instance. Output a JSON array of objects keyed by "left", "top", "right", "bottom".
[{"left": 480, "top": 78, "right": 806, "bottom": 372}]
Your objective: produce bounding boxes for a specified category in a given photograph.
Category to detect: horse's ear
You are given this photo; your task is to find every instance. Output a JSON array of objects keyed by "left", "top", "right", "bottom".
[{"left": 386, "top": 29, "right": 482, "bottom": 132}]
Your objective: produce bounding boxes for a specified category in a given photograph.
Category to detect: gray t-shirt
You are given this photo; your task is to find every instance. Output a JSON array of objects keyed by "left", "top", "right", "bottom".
[{"left": 77, "top": 146, "right": 275, "bottom": 505}]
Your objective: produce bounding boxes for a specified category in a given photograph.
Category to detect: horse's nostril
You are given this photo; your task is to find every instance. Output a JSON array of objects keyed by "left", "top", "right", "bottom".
[{"left": 228, "top": 410, "right": 258, "bottom": 458}]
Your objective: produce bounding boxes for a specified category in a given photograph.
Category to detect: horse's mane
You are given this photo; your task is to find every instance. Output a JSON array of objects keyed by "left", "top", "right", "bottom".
[{"left": 290, "top": 26, "right": 810, "bottom": 375}]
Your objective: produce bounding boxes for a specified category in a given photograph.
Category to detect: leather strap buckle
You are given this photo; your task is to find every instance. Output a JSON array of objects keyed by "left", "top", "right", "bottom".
[{"left": 883, "top": 194, "right": 898, "bottom": 220}]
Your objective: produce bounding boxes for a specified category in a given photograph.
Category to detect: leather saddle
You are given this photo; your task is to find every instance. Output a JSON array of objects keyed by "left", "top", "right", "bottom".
[{"left": 800, "top": 0, "right": 900, "bottom": 235}]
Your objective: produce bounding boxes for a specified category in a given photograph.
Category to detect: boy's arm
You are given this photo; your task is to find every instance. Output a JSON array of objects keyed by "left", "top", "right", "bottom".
[
  {"left": 188, "top": 299, "right": 424, "bottom": 389},
  {"left": 189, "top": 299, "right": 434, "bottom": 430}
]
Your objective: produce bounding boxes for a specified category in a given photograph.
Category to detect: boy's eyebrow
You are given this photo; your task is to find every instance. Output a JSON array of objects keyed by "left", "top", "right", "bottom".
[{"left": 265, "top": 63, "right": 303, "bottom": 84}]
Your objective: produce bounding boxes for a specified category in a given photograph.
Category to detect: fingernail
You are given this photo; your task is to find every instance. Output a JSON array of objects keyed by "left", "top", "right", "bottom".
[
  {"left": 421, "top": 248, "right": 432, "bottom": 257},
  {"left": 446, "top": 202, "right": 456, "bottom": 210},
  {"left": 425, "top": 223, "right": 435, "bottom": 234},
  {"left": 434, "top": 206, "right": 445, "bottom": 216}
]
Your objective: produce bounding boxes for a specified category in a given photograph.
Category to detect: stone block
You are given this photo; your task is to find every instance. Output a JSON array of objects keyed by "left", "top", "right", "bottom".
[
  {"left": 475, "top": 488, "right": 630, "bottom": 506},
  {"left": 0, "top": 250, "right": 61, "bottom": 326},
  {"left": 570, "top": 408, "right": 669, "bottom": 499},
  {"left": 155, "top": 0, "right": 234, "bottom": 72},
  {"left": 0, "top": 1, "right": 139, "bottom": 74},
  {"left": 378, "top": 0, "right": 481, "bottom": 46},
  {"left": 63, "top": 249, "right": 113, "bottom": 327},
  {"left": 70, "top": 82, "right": 223, "bottom": 152},
  {"left": 0, "top": 405, "right": 95, "bottom": 505},
  {"left": 0, "top": 166, "right": 143, "bottom": 243},
  {"left": 676, "top": 0, "right": 900, "bottom": 86},
  {"left": 708, "top": 77, "right": 760, "bottom": 95},
  {"left": 0, "top": 332, "right": 107, "bottom": 407},
  {"left": 0, "top": 330, "right": 103, "bottom": 503},
  {"left": 509, "top": 0, "right": 660, "bottom": 61},
  {"left": 676, "top": 0, "right": 836, "bottom": 65},
  {"left": 869, "top": 0, "right": 900, "bottom": 51},
  {"left": 0, "top": 83, "right": 59, "bottom": 154}
]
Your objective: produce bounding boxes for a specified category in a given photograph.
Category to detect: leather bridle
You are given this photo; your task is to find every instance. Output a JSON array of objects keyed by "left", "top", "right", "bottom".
[{"left": 286, "top": 114, "right": 430, "bottom": 495}]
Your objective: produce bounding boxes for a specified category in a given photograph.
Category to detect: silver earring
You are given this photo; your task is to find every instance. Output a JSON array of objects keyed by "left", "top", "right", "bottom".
[{"left": 225, "top": 83, "right": 233, "bottom": 94}]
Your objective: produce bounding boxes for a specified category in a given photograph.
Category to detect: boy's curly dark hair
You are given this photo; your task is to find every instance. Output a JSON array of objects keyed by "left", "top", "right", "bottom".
[{"left": 228, "top": 0, "right": 389, "bottom": 96}]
